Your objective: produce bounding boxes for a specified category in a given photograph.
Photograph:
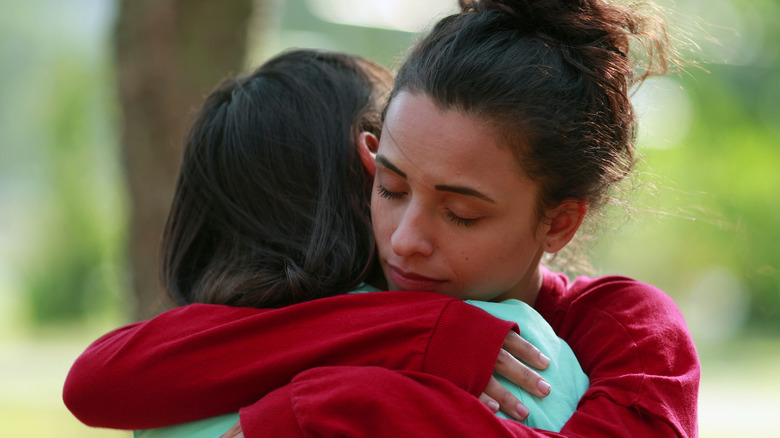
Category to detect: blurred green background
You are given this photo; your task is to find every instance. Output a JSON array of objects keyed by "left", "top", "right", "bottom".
[{"left": 0, "top": 0, "right": 777, "bottom": 436}]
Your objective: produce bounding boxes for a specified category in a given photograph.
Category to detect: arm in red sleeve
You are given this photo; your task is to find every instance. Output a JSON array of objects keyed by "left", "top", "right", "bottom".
[
  {"left": 237, "top": 367, "right": 679, "bottom": 438},
  {"left": 239, "top": 366, "right": 527, "bottom": 438},
  {"left": 536, "top": 274, "right": 701, "bottom": 437},
  {"left": 236, "top": 274, "right": 699, "bottom": 438},
  {"left": 63, "top": 291, "right": 516, "bottom": 430}
]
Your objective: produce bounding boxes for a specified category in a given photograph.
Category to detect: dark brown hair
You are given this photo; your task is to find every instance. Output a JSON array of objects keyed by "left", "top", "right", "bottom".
[
  {"left": 392, "top": 0, "right": 671, "bottom": 219},
  {"left": 160, "top": 49, "right": 392, "bottom": 308}
]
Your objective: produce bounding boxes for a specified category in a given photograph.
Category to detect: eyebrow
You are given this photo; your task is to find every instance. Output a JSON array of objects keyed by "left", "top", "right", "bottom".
[
  {"left": 375, "top": 155, "right": 406, "bottom": 179},
  {"left": 375, "top": 154, "right": 496, "bottom": 204},
  {"left": 434, "top": 184, "right": 496, "bottom": 203}
]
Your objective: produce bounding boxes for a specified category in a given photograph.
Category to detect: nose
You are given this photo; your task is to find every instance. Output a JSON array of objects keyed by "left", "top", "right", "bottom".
[{"left": 390, "top": 202, "right": 435, "bottom": 258}]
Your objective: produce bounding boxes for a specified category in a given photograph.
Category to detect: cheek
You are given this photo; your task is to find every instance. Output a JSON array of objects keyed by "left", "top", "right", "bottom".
[
  {"left": 439, "top": 234, "right": 496, "bottom": 277},
  {"left": 370, "top": 196, "right": 393, "bottom": 246},
  {"left": 455, "top": 230, "right": 535, "bottom": 273}
]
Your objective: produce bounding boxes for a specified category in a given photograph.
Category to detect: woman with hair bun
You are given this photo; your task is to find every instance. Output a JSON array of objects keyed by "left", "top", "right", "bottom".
[
  {"left": 351, "top": 0, "right": 699, "bottom": 435},
  {"left": 245, "top": 0, "right": 697, "bottom": 435}
]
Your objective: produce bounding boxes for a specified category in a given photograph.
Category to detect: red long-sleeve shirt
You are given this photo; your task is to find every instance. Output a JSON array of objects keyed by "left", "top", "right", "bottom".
[
  {"left": 64, "top": 291, "right": 516, "bottom": 429},
  {"left": 236, "top": 271, "right": 700, "bottom": 437},
  {"left": 64, "top": 269, "right": 700, "bottom": 437}
]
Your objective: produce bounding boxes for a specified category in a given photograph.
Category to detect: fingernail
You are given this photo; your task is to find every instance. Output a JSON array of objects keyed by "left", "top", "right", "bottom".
[
  {"left": 538, "top": 352, "right": 550, "bottom": 367},
  {"left": 538, "top": 379, "right": 551, "bottom": 396},
  {"left": 487, "top": 400, "right": 500, "bottom": 413},
  {"left": 515, "top": 403, "right": 529, "bottom": 420}
]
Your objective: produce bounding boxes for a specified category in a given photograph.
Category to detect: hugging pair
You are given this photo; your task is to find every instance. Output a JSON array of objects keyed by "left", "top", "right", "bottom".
[{"left": 65, "top": 1, "right": 699, "bottom": 437}]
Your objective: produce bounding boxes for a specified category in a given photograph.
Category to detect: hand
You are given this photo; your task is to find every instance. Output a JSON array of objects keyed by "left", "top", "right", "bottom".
[
  {"left": 220, "top": 421, "right": 243, "bottom": 438},
  {"left": 479, "top": 330, "right": 551, "bottom": 421}
]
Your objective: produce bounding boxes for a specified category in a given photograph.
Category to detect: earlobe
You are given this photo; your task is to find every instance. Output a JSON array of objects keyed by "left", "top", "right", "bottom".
[
  {"left": 357, "top": 132, "right": 378, "bottom": 178},
  {"left": 540, "top": 200, "right": 588, "bottom": 253}
]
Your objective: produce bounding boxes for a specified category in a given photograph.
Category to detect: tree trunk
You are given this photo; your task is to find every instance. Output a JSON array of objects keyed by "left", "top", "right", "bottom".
[{"left": 116, "top": 0, "right": 254, "bottom": 320}]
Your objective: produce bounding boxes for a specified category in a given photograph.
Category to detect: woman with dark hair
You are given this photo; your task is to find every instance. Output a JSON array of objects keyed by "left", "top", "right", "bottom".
[
  {"left": 158, "top": 48, "right": 388, "bottom": 309},
  {"left": 65, "top": 46, "right": 588, "bottom": 436},
  {"left": 334, "top": 0, "right": 699, "bottom": 434},
  {"left": 65, "top": 0, "right": 700, "bottom": 435}
]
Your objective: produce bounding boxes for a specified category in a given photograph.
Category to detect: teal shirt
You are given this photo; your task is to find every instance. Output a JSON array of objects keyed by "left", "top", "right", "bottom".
[
  {"left": 466, "top": 299, "right": 589, "bottom": 430},
  {"left": 135, "top": 289, "right": 588, "bottom": 436},
  {"left": 134, "top": 413, "right": 238, "bottom": 438}
]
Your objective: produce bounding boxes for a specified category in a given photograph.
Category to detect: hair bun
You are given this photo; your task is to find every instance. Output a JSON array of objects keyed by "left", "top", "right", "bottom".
[
  {"left": 461, "top": 0, "right": 638, "bottom": 54},
  {"left": 463, "top": 0, "right": 542, "bottom": 32}
]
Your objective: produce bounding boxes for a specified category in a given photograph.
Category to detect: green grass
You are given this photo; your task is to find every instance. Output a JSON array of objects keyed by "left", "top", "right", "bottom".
[
  {"left": 0, "top": 323, "right": 129, "bottom": 438},
  {"left": 696, "top": 331, "right": 780, "bottom": 438},
  {"left": 0, "top": 402, "right": 127, "bottom": 437}
]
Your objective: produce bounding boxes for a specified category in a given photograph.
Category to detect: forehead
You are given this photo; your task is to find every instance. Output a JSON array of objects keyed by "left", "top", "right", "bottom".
[{"left": 380, "top": 92, "right": 524, "bottom": 185}]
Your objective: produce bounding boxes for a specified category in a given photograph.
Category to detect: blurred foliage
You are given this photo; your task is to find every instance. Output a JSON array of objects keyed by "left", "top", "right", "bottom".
[
  {"left": 26, "top": 57, "right": 126, "bottom": 322},
  {"left": 0, "top": 1, "right": 126, "bottom": 325},
  {"left": 591, "top": 0, "right": 780, "bottom": 336},
  {"left": 680, "top": 65, "right": 779, "bottom": 325},
  {"left": 0, "top": 0, "right": 777, "bottom": 337}
]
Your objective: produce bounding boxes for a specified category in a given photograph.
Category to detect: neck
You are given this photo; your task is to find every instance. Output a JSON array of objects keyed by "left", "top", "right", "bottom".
[{"left": 491, "top": 247, "right": 545, "bottom": 306}]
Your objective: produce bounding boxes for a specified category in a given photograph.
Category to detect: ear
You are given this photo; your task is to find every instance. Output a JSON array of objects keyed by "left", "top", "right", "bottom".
[
  {"left": 537, "top": 200, "right": 588, "bottom": 253},
  {"left": 357, "top": 131, "right": 379, "bottom": 178}
]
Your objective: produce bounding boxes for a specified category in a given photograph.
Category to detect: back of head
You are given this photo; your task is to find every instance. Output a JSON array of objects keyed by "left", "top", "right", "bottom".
[
  {"left": 162, "top": 49, "right": 392, "bottom": 308},
  {"left": 393, "top": 0, "right": 672, "bottom": 218}
]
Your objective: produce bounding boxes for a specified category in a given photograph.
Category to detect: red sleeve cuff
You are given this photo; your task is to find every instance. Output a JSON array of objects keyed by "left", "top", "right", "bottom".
[
  {"left": 424, "top": 300, "right": 517, "bottom": 395},
  {"left": 239, "top": 385, "right": 302, "bottom": 438}
]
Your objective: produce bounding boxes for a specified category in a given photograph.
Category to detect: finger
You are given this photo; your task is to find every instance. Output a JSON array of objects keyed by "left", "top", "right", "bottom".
[
  {"left": 478, "top": 392, "right": 500, "bottom": 413},
  {"left": 483, "top": 376, "right": 529, "bottom": 421},
  {"left": 220, "top": 421, "right": 243, "bottom": 438},
  {"left": 495, "top": 348, "right": 551, "bottom": 398},
  {"left": 504, "top": 330, "right": 550, "bottom": 370}
]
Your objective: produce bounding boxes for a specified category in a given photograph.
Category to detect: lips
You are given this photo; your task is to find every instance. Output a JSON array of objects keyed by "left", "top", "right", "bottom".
[{"left": 387, "top": 264, "right": 445, "bottom": 292}]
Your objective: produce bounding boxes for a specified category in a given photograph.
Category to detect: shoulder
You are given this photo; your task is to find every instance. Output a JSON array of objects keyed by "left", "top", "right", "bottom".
[
  {"left": 538, "top": 268, "right": 698, "bottom": 378},
  {"left": 538, "top": 268, "right": 697, "bottom": 374},
  {"left": 540, "top": 269, "right": 685, "bottom": 332},
  {"left": 575, "top": 275, "right": 682, "bottom": 324},
  {"left": 538, "top": 269, "right": 700, "bottom": 435}
]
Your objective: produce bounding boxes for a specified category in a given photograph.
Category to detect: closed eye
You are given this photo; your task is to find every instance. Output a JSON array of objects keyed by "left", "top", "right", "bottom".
[
  {"left": 446, "top": 210, "right": 479, "bottom": 227},
  {"left": 377, "top": 185, "right": 405, "bottom": 200}
]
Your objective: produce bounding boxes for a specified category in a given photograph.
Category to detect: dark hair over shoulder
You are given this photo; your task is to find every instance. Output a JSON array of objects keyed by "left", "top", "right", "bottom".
[
  {"left": 161, "top": 49, "right": 392, "bottom": 308},
  {"left": 394, "top": 0, "right": 672, "bottom": 218}
]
